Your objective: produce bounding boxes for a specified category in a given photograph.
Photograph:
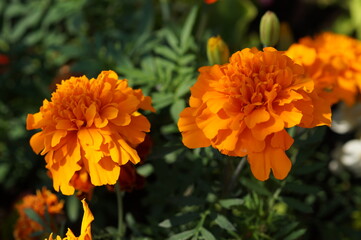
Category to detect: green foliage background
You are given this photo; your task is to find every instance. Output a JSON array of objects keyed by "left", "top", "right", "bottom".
[{"left": 1, "top": 0, "right": 361, "bottom": 239}]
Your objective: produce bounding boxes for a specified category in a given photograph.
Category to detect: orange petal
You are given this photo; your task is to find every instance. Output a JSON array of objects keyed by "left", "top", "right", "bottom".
[
  {"left": 270, "top": 130, "right": 294, "bottom": 150},
  {"left": 247, "top": 151, "right": 271, "bottom": 181},
  {"left": 269, "top": 148, "right": 292, "bottom": 180},
  {"left": 51, "top": 130, "right": 67, "bottom": 147},
  {"left": 80, "top": 199, "right": 94, "bottom": 238},
  {"left": 85, "top": 103, "right": 97, "bottom": 127},
  {"left": 244, "top": 107, "right": 270, "bottom": 128},
  {"left": 30, "top": 132, "right": 45, "bottom": 154},
  {"left": 251, "top": 115, "right": 284, "bottom": 140},
  {"left": 101, "top": 105, "right": 119, "bottom": 120},
  {"left": 26, "top": 112, "right": 43, "bottom": 130},
  {"left": 178, "top": 108, "right": 211, "bottom": 148}
]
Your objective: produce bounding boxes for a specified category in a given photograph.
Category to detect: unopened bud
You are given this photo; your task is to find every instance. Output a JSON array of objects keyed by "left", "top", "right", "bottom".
[
  {"left": 207, "top": 36, "right": 230, "bottom": 65},
  {"left": 260, "top": 11, "right": 280, "bottom": 47}
]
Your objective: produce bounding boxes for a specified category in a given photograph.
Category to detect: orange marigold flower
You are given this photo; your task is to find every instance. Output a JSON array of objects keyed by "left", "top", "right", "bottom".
[
  {"left": 45, "top": 199, "right": 93, "bottom": 240},
  {"left": 27, "top": 70, "right": 155, "bottom": 195},
  {"left": 178, "top": 47, "right": 331, "bottom": 181},
  {"left": 287, "top": 32, "right": 361, "bottom": 106},
  {"left": 14, "top": 188, "right": 64, "bottom": 240},
  {"left": 69, "top": 170, "right": 94, "bottom": 200}
]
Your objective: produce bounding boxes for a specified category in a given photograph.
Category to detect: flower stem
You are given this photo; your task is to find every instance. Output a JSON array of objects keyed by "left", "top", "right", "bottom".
[{"left": 115, "top": 182, "right": 124, "bottom": 240}]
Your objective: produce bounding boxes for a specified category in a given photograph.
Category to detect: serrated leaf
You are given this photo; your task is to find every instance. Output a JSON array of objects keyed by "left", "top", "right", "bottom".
[
  {"left": 215, "top": 214, "right": 236, "bottom": 232},
  {"left": 180, "top": 6, "right": 198, "bottom": 51},
  {"left": 219, "top": 198, "right": 244, "bottom": 209},
  {"left": 168, "top": 229, "right": 195, "bottom": 240},
  {"left": 200, "top": 228, "right": 216, "bottom": 240},
  {"left": 175, "top": 78, "right": 194, "bottom": 98},
  {"left": 284, "top": 229, "right": 307, "bottom": 240},
  {"left": 155, "top": 46, "right": 179, "bottom": 62},
  {"left": 282, "top": 197, "right": 313, "bottom": 213}
]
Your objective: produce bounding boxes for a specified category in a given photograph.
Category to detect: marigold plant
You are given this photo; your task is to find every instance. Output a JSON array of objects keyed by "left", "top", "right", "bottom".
[
  {"left": 287, "top": 32, "right": 361, "bottom": 106},
  {"left": 178, "top": 47, "right": 331, "bottom": 181},
  {"left": 14, "top": 188, "right": 63, "bottom": 240},
  {"left": 45, "top": 199, "right": 93, "bottom": 240},
  {"left": 26, "top": 70, "right": 155, "bottom": 195}
]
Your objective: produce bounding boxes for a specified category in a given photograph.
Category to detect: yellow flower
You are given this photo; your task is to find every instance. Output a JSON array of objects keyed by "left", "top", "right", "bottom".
[
  {"left": 287, "top": 32, "right": 361, "bottom": 106},
  {"left": 178, "top": 47, "right": 331, "bottom": 181},
  {"left": 27, "top": 70, "right": 155, "bottom": 195},
  {"left": 14, "top": 188, "right": 64, "bottom": 240},
  {"left": 45, "top": 199, "right": 93, "bottom": 240}
]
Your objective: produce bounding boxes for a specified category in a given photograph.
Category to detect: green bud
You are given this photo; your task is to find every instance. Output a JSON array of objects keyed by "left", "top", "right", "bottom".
[
  {"left": 260, "top": 11, "right": 280, "bottom": 47},
  {"left": 207, "top": 35, "right": 230, "bottom": 65}
]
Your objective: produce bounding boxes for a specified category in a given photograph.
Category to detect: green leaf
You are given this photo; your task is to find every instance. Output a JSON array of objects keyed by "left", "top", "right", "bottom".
[
  {"left": 284, "top": 182, "right": 320, "bottom": 195},
  {"left": 155, "top": 46, "right": 179, "bottom": 62},
  {"left": 219, "top": 198, "right": 244, "bottom": 209},
  {"left": 180, "top": 6, "right": 198, "bottom": 51},
  {"left": 24, "top": 208, "right": 47, "bottom": 230},
  {"left": 152, "top": 93, "right": 174, "bottom": 110},
  {"left": 159, "top": 212, "right": 199, "bottom": 228},
  {"left": 240, "top": 178, "right": 271, "bottom": 196},
  {"left": 66, "top": 194, "right": 80, "bottom": 223},
  {"left": 284, "top": 229, "right": 307, "bottom": 240},
  {"left": 170, "top": 99, "right": 185, "bottom": 123},
  {"left": 136, "top": 164, "right": 154, "bottom": 177},
  {"left": 200, "top": 228, "right": 216, "bottom": 240},
  {"left": 168, "top": 229, "right": 195, "bottom": 240},
  {"left": 282, "top": 197, "right": 313, "bottom": 213},
  {"left": 175, "top": 78, "right": 194, "bottom": 98},
  {"left": 214, "top": 214, "right": 236, "bottom": 232},
  {"left": 273, "top": 222, "right": 299, "bottom": 238}
]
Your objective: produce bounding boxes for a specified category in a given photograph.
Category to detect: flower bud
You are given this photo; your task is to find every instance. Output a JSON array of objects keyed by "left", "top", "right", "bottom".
[
  {"left": 207, "top": 35, "right": 230, "bottom": 65},
  {"left": 260, "top": 11, "right": 280, "bottom": 47}
]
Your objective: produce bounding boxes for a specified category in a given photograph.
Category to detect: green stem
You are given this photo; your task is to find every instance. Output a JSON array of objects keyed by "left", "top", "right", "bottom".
[
  {"left": 115, "top": 182, "right": 124, "bottom": 240},
  {"left": 225, "top": 157, "right": 247, "bottom": 196}
]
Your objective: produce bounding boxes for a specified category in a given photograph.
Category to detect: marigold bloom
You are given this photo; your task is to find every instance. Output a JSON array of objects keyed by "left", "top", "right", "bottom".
[
  {"left": 45, "top": 199, "right": 93, "bottom": 240},
  {"left": 14, "top": 188, "right": 64, "bottom": 240},
  {"left": 178, "top": 47, "right": 331, "bottom": 181},
  {"left": 27, "top": 70, "right": 155, "bottom": 195},
  {"left": 287, "top": 32, "right": 361, "bottom": 106}
]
